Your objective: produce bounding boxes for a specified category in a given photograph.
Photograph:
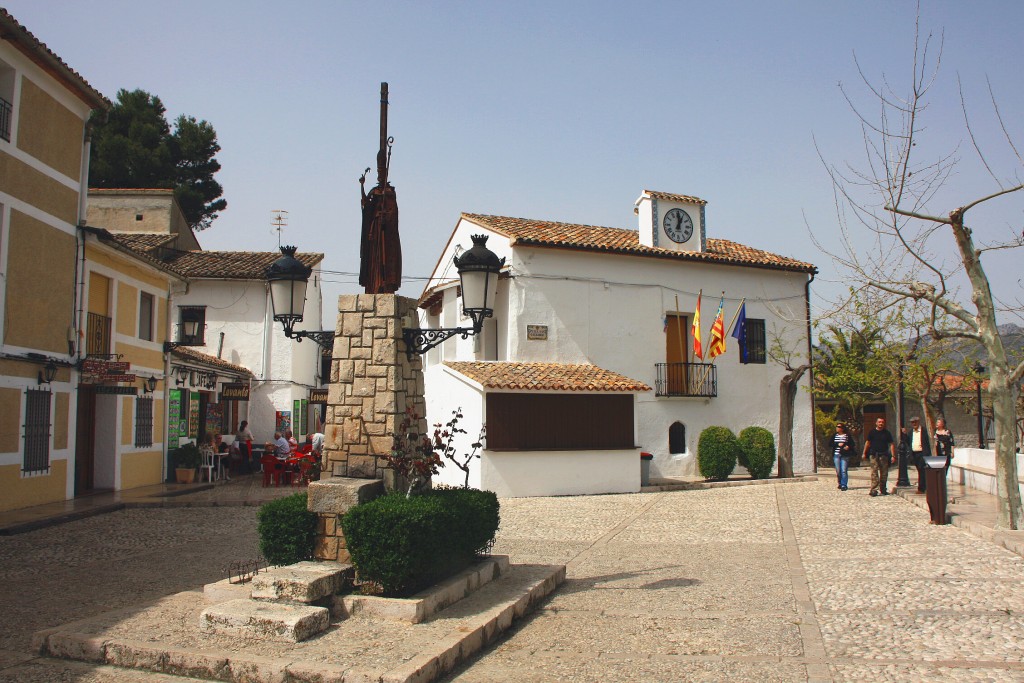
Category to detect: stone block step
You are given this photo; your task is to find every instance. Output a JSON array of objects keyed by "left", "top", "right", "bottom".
[
  {"left": 250, "top": 560, "right": 352, "bottom": 604},
  {"left": 199, "top": 598, "right": 329, "bottom": 642}
]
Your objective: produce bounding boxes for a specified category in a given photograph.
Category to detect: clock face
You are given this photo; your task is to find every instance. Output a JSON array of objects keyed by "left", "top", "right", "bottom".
[{"left": 663, "top": 208, "right": 693, "bottom": 243}]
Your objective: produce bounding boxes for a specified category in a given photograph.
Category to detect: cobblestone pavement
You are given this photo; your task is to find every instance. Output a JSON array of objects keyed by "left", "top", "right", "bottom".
[{"left": 3, "top": 477, "right": 1024, "bottom": 681}]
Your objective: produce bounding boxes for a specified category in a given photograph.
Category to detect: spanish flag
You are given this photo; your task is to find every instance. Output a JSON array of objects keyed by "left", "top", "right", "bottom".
[
  {"left": 691, "top": 291, "right": 703, "bottom": 360},
  {"left": 707, "top": 296, "right": 726, "bottom": 359}
]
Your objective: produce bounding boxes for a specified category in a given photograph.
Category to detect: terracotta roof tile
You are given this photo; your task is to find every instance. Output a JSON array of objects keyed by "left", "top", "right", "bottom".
[
  {"left": 171, "top": 347, "right": 253, "bottom": 377},
  {"left": 644, "top": 190, "right": 708, "bottom": 205},
  {"left": 444, "top": 362, "right": 651, "bottom": 392},
  {"left": 109, "top": 233, "right": 178, "bottom": 251},
  {"left": 163, "top": 250, "right": 323, "bottom": 279},
  {"left": 461, "top": 214, "right": 816, "bottom": 274},
  {"left": 0, "top": 9, "right": 109, "bottom": 109}
]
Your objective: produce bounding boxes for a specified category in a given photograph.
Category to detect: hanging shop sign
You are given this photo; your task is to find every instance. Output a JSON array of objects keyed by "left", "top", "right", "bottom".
[
  {"left": 94, "top": 374, "right": 136, "bottom": 383},
  {"left": 81, "top": 359, "right": 130, "bottom": 374},
  {"left": 309, "top": 388, "right": 328, "bottom": 404},
  {"left": 94, "top": 385, "right": 138, "bottom": 395},
  {"left": 219, "top": 383, "right": 250, "bottom": 401}
]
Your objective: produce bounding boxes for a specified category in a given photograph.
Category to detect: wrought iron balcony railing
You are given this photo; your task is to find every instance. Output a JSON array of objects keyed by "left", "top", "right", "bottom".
[
  {"left": 0, "top": 96, "right": 10, "bottom": 142},
  {"left": 654, "top": 362, "right": 717, "bottom": 398},
  {"left": 86, "top": 312, "right": 112, "bottom": 357}
]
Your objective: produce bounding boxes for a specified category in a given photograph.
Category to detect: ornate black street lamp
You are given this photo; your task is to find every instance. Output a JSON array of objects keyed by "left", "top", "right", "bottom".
[
  {"left": 266, "top": 246, "right": 334, "bottom": 351},
  {"left": 403, "top": 234, "right": 505, "bottom": 358},
  {"left": 974, "top": 362, "right": 987, "bottom": 448},
  {"left": 164, "top": 317, "right": 201, "bottom": 352},
  {"left": 37, "top": 361, "right": 57, "bottom": 385},
  {"left": 896, "top": 362, "right": 911, "bottom": 487}
]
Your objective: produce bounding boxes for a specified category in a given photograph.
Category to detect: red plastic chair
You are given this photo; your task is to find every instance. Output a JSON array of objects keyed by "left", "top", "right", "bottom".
[{"left": 260, "top": 454, "right": 281, "bottom": 487}]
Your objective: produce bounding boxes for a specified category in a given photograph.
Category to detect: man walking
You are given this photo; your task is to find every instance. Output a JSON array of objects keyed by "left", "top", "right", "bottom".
[
  {"left": 902, "top": 417, "right": 931, "bottom": 494},
  {"left": 864, "top": 417, "right": 896, "bottom": 497}
]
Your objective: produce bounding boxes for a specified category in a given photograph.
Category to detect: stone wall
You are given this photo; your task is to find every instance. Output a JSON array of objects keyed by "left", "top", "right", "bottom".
[{"left": 323, "top": 293, "right": 425, "bottom": 482}]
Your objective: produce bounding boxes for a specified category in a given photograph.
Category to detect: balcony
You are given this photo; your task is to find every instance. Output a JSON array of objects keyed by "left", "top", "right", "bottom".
[
  {"left": 654, "top": 362, "right": 717, "bottom": 398},
  {"left": 0, "top": 96, "right": 10, "bottom": 142},
  {"left": 86, "top": 312, "right": 111, "bottom": 357}
]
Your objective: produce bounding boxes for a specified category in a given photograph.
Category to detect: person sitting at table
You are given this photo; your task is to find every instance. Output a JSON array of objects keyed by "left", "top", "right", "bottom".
[
  {"left": 273, "top": 431, "right": 291, "bottom": 459},
  {"left": 213, "top": 432, "right": 232, "bottom": 481},
  {"left": 285, "top": 429, "right": 299, "bottom": 454}
]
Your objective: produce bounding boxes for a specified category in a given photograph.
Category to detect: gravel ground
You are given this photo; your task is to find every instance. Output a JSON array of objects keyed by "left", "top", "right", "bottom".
[{"left": 4, "top": 476, "right": 1024, "bottom": 682}]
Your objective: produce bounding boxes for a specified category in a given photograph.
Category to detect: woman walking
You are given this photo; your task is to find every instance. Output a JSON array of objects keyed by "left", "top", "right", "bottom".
[{"left": 830, "top": 422, "right": 855, "bottom": 491}]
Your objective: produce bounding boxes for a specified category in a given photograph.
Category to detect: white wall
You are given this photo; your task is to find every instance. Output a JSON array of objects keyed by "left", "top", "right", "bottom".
[
  {"left": 948, "top": 448, "right": 1024, "bottom": 500},
  {"left": 481, "top": 449, "right": 640, "bottom": 497},
  {"left": 174, "top": 272, "right": 323, "bottom": 443},
  {"left": 425, "top": 365, "right": 485, "bottom": 489}
]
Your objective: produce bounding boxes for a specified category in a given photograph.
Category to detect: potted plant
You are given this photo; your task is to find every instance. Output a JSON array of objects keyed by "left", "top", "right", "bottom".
[{"left": 172, "top": 443, "right": 202, "bottom": 484}]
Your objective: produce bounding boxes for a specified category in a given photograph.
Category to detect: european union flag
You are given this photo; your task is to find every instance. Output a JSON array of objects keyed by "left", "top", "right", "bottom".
[{"left": 731, "top": 302, "right": 748, "bottom": 363}]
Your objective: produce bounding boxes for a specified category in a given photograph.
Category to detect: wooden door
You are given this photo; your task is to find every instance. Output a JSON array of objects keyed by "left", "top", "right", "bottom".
[
  {"left": 665, "top": 314, "right": 688, "bottom": 394},
  {"left": 74, "top": 385, "right": 96, "bottom": 494}
]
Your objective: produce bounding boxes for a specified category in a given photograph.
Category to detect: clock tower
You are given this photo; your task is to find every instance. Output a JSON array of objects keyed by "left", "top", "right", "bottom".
[{"left": 634, "top": 190, "right": 707, "bottom": 253}]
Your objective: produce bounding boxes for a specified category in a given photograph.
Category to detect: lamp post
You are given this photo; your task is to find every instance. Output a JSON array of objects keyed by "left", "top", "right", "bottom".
[
  {"left": 974, "top": 362, "right": 986, "bottom": 449},
  {"left": 266, "top": 246, "right": 335, "bottom": 351},
  {"left": 402, "top": 234, "right": 505, "bottom": 358},
  {"left": 164, "top": 318, "right": 201, "bottom": 352},
  {"left": 896, "top": 361, "right": 911, "bottom": 487}
]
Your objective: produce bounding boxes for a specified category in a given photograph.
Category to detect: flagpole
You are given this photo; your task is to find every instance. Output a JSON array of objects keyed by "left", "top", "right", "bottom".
[
  {"left": 725, "top": 298, "right": 746, "bottom": 337},
  {"left": 695, "top": 291, "right": 724, "bottom": 391}
]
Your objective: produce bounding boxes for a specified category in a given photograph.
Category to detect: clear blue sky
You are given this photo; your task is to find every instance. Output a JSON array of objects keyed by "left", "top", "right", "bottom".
[{"left": 7, "top": 1, "right": 1023, "bottom": 327}]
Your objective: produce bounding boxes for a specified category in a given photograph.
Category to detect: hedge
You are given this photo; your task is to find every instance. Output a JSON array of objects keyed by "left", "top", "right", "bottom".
[
  {"left": 341, "top": 488, "right": 499, "bottom": 596},
  {"left": 738, "top": 426, "right": 776, "bottom": 479},
  {"left": 697, "top": 426, "right": 739, "bottom": 481},
  {"left": 257, "top": 493, "right": 318, "bottom": 566}
]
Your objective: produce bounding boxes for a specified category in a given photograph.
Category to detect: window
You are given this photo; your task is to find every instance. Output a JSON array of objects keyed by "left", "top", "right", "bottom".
[
  {"left": 23, "top": 388, "right": 51, "bottom": 472},
  {"left": 139, "top": 292, "right": 154, "bottom": 341},
  {"left": 0, "top": 59, "right": 14, "bottom": 143},
  {"left": 738, "top": 318, "right": 767, "bottom": 364},
  {"left": 134, "top": 397, "right": 153, "bottom": 448},
  {"left": 178, "top": 306, "right": 206, "bottom": 345},
  {"left": 669, "top": 422, "right": 686, "bottom": 454}
]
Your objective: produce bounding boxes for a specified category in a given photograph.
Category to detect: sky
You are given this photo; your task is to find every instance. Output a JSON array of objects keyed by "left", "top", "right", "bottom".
[{"left": 6, "top": 1, "right": 1024, "bottom": 328}]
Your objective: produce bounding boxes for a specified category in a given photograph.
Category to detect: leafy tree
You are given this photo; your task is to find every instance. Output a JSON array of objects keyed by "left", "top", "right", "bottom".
[
  {"left": 813, "top": 320, "right": 893, "bottom": 427},
  {"left": 90, "top": 88, "right": 227, "bottom": 230}
]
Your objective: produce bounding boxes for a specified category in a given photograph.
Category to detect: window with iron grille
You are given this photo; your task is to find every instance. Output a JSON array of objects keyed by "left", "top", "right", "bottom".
[
  {"left": 135, "top": 397, "right": 154, "bottom": 448},
  {"left": 23, "top": 388, "right": 51, "bottom": 473},
  {"left": 739, "top": 318, "right": 767, "bottom": 364}
]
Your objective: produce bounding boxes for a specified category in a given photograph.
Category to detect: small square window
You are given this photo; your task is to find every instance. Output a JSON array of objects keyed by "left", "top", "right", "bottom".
[
  {"left": 739, "top": 318, "right": 767, "bottom": 364},
  {"left": 135, "top": 214, "right": 143, "bottom": 221}
]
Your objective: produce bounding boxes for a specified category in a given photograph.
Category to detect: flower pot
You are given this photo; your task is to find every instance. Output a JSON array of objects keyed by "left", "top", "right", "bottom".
[{"left": 175, "top": 467, "right": 196, "bottom": 484}]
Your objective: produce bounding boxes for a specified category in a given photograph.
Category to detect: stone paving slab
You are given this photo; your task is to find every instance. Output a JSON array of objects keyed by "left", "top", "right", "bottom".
[{"left": 34, "top": 562, "right": 565, "bottom": 683}]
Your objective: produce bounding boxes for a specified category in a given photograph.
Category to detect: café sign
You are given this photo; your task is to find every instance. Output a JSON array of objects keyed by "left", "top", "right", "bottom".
[{"left": 220, "top": 383, "right": 250, "bottom": 401}]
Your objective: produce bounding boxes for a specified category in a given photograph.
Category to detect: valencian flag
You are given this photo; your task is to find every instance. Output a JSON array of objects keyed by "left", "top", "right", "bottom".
[
  {"left": 731, "top": 301, "right": 748, "bottom": 363},
  {"left": 707, "top": 296, "right": 727, "bottom": 359},
  {"left": 691, "top": 291, "right": 703, "bottom": 360}
]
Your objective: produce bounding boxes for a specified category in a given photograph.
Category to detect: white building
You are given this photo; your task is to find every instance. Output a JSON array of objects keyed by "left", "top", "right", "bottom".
[
  {"left": 87, "top": 190, "right": 326, "bottom": 449},
  {"left": 163, "top": 249, "right": 326, "bottom": 445},
  {"left": 418, "top": 190, "right": 817, "bottom": 496}
]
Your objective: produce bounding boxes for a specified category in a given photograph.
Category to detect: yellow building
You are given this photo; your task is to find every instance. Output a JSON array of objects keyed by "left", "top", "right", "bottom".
[
  {"left": 78, "top": 227, "right": 185, "bottom": 493},
  {"left": 0, "top": 10, "right": 109, "bottom": 512}
]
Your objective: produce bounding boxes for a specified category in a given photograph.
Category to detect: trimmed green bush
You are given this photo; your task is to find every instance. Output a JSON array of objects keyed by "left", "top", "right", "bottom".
[
  {"left": 341, "top": 488, "right": 500, "bottom": 596},
  {"left": 697, "top": 426, "right": 739, "bottom": 481},
  {"left": 738, "top": 427, "right": 777, "bottom": 480},
  {"left": 258, "top": 493, "right": 317, "bottom": 566}
]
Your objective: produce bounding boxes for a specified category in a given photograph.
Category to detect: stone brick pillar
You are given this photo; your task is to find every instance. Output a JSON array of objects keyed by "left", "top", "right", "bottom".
[{"left": 323, "top": 293, "right": 426, "bottom": 484}]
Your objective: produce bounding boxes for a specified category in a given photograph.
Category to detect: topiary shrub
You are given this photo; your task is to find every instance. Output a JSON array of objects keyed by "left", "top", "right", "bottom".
[
  {"left": 341, "top": 488, "right": 499, "bottom": 596},
  {"left": 738, "top": 427, "right": 777, "bottom": 479},
  {"left": 258, "top": 493, "right": 317, "bottom": 566},
  {"left": 697, "top": 426, "right": 739, "bottom": 481}
]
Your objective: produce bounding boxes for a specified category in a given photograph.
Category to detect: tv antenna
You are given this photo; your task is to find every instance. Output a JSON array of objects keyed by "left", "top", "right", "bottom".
[{"left": 271, "top": 210, "right": 289, "bottom": 247}]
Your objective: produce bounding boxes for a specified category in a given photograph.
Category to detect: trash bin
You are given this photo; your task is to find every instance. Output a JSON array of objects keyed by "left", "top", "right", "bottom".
[
  {"left": 640, "top": 452, "right": 653, "bottom": 487},
  {"left": 922, "top": 455, "right": 949, "bottom": 525}
]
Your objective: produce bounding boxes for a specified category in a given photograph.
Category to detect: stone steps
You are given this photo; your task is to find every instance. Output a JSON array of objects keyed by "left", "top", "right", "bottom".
[{"left": 199, "top": 560, "right": 352, "bottom": 642}]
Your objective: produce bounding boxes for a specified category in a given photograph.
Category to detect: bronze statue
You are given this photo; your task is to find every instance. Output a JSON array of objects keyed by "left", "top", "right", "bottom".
[{"left": 359, "top": 82, "right": 402, "bottom": 294}]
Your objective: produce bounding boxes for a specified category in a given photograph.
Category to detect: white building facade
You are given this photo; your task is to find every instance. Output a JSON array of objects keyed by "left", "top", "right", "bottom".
[{"left": 418, "top": 190, "right": 817, "bottom": 496}]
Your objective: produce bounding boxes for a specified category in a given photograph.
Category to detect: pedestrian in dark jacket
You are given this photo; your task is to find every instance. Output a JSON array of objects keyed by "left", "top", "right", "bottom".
[{"left": 901, "top": 416, "right": 932, "bottom": 493}]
